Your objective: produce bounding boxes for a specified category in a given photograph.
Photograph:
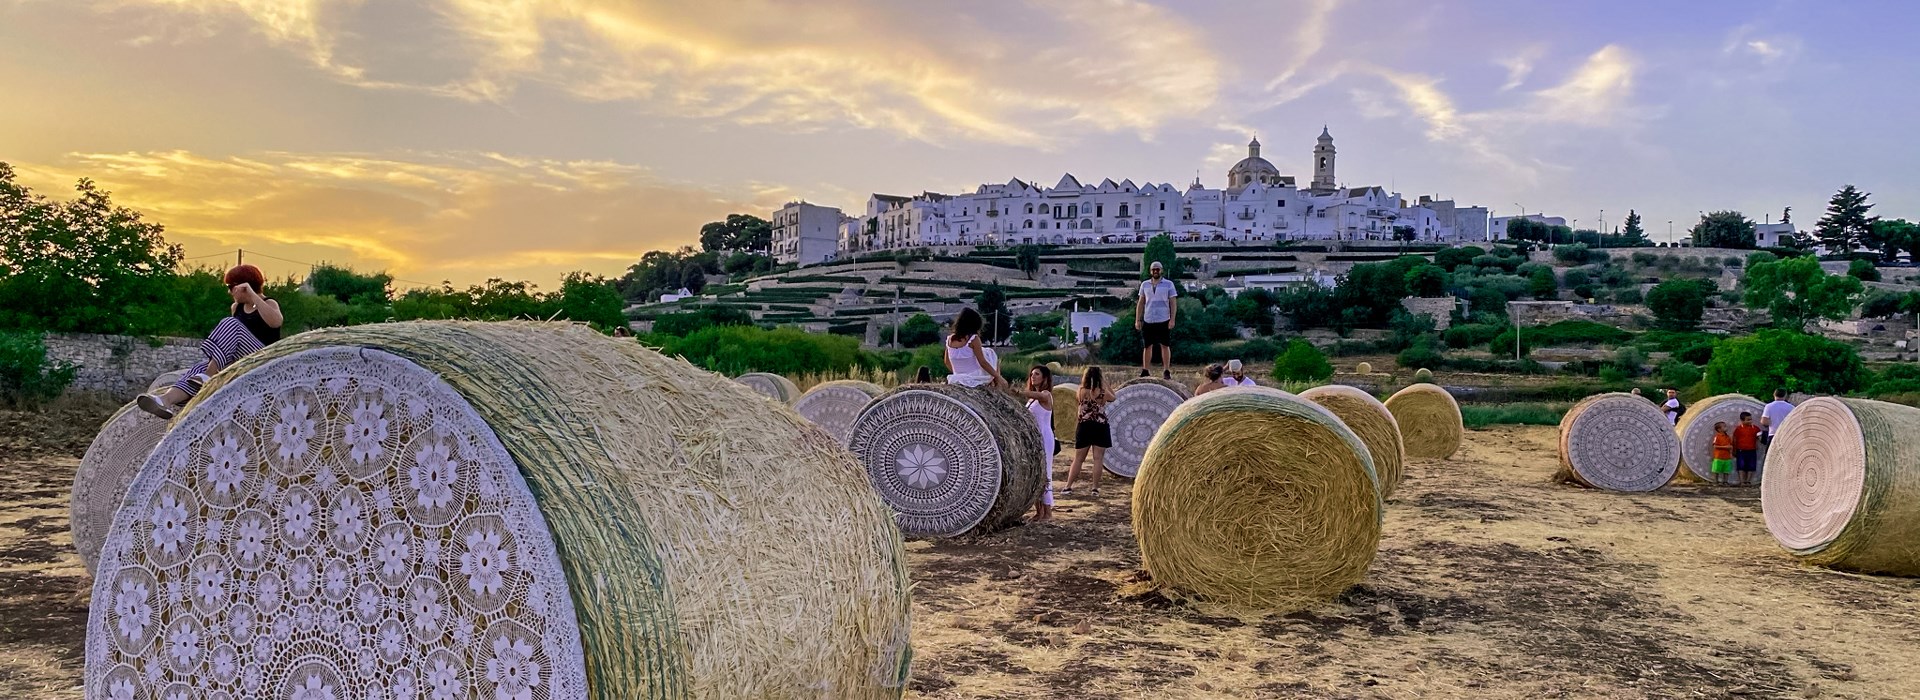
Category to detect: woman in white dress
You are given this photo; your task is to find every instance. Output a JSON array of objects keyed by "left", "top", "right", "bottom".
[
  {"left": 943, "top": 308, "right": 1005, "bottom": 388},
  {"left": 1014, "top": 364, "right": 1057, "bottom": 521}
]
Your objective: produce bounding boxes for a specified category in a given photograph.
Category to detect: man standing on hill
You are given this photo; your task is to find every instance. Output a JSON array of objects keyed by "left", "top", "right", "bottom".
[
  {"left": 1760, "top": 388, "right": 1794, "bottom": 445},
  {"left": 1136, "top": 261, "right": 1178, "bottom": 380}
]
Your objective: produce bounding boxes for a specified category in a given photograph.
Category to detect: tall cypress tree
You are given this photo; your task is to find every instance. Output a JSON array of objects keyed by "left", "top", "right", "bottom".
[
  {"left": 1622, "top": 210, "right": 1646, "bottom": 245},
  {"left": 1815, "top": 185, "right": 1875, "bottom": 256}
]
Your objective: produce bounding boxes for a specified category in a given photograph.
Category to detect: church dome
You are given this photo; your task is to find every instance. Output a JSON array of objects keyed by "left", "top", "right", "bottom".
[{"left": 1226, "top": 136, "right": 1281, "bottom": 189}]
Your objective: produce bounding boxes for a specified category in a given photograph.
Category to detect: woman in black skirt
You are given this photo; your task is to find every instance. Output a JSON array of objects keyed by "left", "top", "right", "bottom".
[{"left": 1063, "top": 366, "right": 1116, "bottom": 496}]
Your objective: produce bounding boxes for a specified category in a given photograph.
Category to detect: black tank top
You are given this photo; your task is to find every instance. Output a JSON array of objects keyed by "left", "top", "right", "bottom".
[{"left": 236, "top": 304, "right": 280, "bottom": 345}]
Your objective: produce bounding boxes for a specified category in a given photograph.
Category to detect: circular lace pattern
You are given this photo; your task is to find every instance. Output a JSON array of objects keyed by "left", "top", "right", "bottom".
[
  {"left": 1678, "top": 395, "right": 1769, "bottom": 481},
  {"left": 1562, "top": 395, "right": 1681, "bottom": 492},
  {"left": 794, "top": 384, "right": 879, "bottom": 444},
  {"left": 72, "top": 403, "right": 171, "bottom": 574},
  {"left": 846, "top": 388, "right": 1002, "bottom": 537},
  {"left": 85, "top": 347, "right": 587, "bottom": 700},
  {"left": 1105, "top": 383, "right": 1186, "bottom": 478}
]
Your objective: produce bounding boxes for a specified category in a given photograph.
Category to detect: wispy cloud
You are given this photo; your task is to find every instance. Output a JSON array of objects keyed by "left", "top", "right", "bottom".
[
  {"left": 1722, "top": 24, "right": 1801, "bottom": 66},
  {"left": 1497, "top": 45, "right": 1545, "bottom": 91}
]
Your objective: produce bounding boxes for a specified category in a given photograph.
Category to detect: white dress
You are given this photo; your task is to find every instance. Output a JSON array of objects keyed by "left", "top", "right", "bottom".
[
  {"left": 1027, "top": 396, "right": 1055, "bottom": 506},
  {"left": 945, "top": 336, "right": 999, "bottom": 387}
]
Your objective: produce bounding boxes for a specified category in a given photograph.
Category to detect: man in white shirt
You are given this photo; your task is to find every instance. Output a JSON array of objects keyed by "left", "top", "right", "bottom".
[
  {"left": 1760, "top": 388, "right": 1794, "bottom": 445},
  {"left": 1661, "top": 388, "right": 1683, "bottom": 425},
  {"left": 1222, "top": 359, "right": 1256, "bottom": 387},
  {"left": 1135, "top": 261, "right": 1179, "bottom": 379}
]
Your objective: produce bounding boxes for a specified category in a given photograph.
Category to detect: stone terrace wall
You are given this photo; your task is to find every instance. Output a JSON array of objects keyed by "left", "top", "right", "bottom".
[{"left": 42, "top": 333, "right": 202, "bottom": 400}]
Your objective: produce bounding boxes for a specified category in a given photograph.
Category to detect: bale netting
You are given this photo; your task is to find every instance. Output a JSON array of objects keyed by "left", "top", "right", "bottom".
[
  {"left": 84, "top": 322, "right": 913, "bottom": 699},
  {"left": 1132, "top": 387, "right": 1382, "bottom": 610},
  {"left": 1676, "top": 393, "right": 1769, "bottom": 482},
  {"left": 846, "top": 383, "right": 1046, "bottom": 537},
  {"left": 1762, "top": 397, "right": 1920, "bottom": 576},
  {"left": 1051, "top": 383, "right": 1080, "bottom": 448},
  {"left": 1412, "top": 368, "right": 1434, "bottom": 383},
  {"left": 70, "top": 402, "right": 171, "bottom": 574},
  {"left": 1554, "top": 392, "right": 1681, "bottom": 492},
  {"left": 1121, "top": 375, "right": 1195, "bottom": 400},
  {"left": 1300, "top": 385, "right": 1405, "bottom": 499},
  {"left": 1105, "top": 379, "right": 1191, "bottom": 478},
  {"left": 1383, "top": 384, "right": 1462, "bottom": 460},
  {"left": 736, "top": 371, "right": 801, "bottom": 405},
  {"left": 794, "top": 379, "right": 886, "bottom": 444},
  {"left": 1355, "top": 361, "right": 1374, "bottom": 375}
]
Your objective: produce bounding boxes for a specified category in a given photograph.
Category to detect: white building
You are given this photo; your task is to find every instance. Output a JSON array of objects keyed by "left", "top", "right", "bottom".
[
  {"left": 771, "top": 201, "right": 848, "bottom": 265},
  {"left": 1754, "top": 222, "right": 1796, "bottom": 247},
  {"left": 1069, "top": 310, "right": 1118, "bottom": 344}
]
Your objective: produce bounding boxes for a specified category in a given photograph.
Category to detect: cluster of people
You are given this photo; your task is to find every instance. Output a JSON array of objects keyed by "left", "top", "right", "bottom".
[{"left": 1651, "top": 387, "right": 1797, "bottom": 487}]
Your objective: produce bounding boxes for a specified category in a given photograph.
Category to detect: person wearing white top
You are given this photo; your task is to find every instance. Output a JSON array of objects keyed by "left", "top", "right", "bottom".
[
  {"left": 1135, "top": 261, "right": 1179, "bottom": 380},
  {"left": 1014, "top": 365, "right": 1058, "bottom": 522},
  {"left": 1222, "top": 359, "right": 1256, "bottom": 387},
  {"left": 943, "top": 308, "right": 1004, "bottom": 388},
  {"left": 1760, "top": 388, "right": 1794, "bottom": 445},
  {"left": 1661, "top": 388, "right": 1683, "bottom": 425}
]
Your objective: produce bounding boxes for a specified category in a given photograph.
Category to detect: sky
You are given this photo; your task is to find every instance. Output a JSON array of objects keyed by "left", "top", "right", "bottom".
[{"left": 3, "top": 0, "right": 1916, "bottom": 288}]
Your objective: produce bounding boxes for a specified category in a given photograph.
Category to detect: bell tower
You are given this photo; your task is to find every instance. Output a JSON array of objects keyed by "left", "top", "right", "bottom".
[{"left": 1311, "top": 126, "right": 1336, "bottom": 192}]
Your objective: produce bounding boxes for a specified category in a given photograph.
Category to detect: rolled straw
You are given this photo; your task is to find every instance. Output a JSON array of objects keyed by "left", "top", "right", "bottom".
[
  {"left": 69, "top": 403, "right": 169, "bottom": 574},
  {"left": 1301, "top": 385, "right": 1406, "bottom": 498},
  {"left": 1554, "top": 392, "right": 1681, "bottom": 492},
  {"left": 1051, "top": 383, "right": 1080, "bottom": 449},
  {"left": 794, "top": 380, "right": 886, "bottom": 444},
  {"left": 1762, "top": 397, "right": 1920, "bottom": 576},
  {"left": 1383, "top": 384, "right": 1462, "bottom": 460},
  {"left": 737, "top": 371, "right": 802, "bottom": 405},
  {"left": 1355, "top": 361, "right": 1374, "bottom": 375},
  {"left": 1105, "top": 379, "right": 1190, "bottom": 478},
  {"left": 1674, "top": 394, "right": 1768, "bottom": 482},
  {"left": 846, "top": 383, "right": 1046, "bottom": 537}
]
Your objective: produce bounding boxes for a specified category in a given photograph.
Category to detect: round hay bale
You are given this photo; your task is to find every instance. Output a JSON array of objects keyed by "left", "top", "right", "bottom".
[
  {"left": 794, "top": 379, "right": 886, "bottom": 444},
  {"left": 1121, "top": 376, "right": 1195, "bottom": 400},
  {"left": 1051, "top": 383, "right": 1080, "bottom": 448},
  {"left": 147, "top": 368, "right": 189, "bottom": 393},
  {"left": 1355, "top": 361, "right": 1374, "bottom": 375},
  {"left": 737, "top": 371, "right": 801, "bottom": 404},
  {"left": 1554, "top": 392, "right": 1681, "bottom": 492},
  {"left": 70, "top": 403, "right": 171, "bottom": 574},
  {"left": 1132, "top": 387, "right": 1382, "bottom": 610},
  {"left": 1675, "top": 393, "right": 1769, "bottom": 481},
  {"left": 846, "top": 383, "right": 1045, "bottom": 537},
  {"left": 1762, "top": 397, "right": 1920, "bottom": 576},
  {"left": 1383, "top": 384, "right": 1462, "bottom": 460},
  {"left": 1412, "top": 368, "right": 1434, "bottom": 383},
  {"left": 86, "top": 322, "right": 912, "bottom": 699},
  {"left": 1301, "top": 385, "right": 1405, "bottom": 498},
  {"left": 1105, "top": 380, "right": 1190, "bottom": 478}
]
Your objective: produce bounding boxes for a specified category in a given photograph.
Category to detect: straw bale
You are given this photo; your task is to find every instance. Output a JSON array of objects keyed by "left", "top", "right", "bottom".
[
  {"left": 1121, "top": 376, "right": 1195, "bottom": 400},
  {"left": 1051, "top": 383, "right": 1080, "bottom": 448},
  {"left": 69, "top": 402, "right": 170, "bottom": 574},
  {"left": 1553, "top": 392, "right": 1681, "bottom": 492},
  {"left": 1675, "top": 393, "right": 1768, "bottom": 482},
  {"left": 1132, "top": 387, "right": 1382, "bottom": 610},
  {"left": 1762, "top": 397, "right": 1920, "bottom": 576},
  {"left": 794, "top": 379, "right": 886, "bottom": 444},
  {"left": 1355, "top": 361, "right": 1374, "bottom": 375},
  {"left": 1105, "top": 380, "right": 1190, "bottom": 478},
  {"left": 87, "top": 322, "right": 912, "bottom": 699},
  {"left": 147, "top": 368, "right": 189, "bottom": 392},
  {"left": 1412, "top": 368, "right": 1434, "bottom": 383},
  {"left": 846, "top": 383, "right": 1046, "bottom": 537},
  {"left": 1301, "top": 385, "right": 1406, "bottom": 498},
  {"left": 737, "top": 371, "right": 802, "bottom": 404},
  {"left": 1383, "top": 384, "right": 1462, "bottom": 460}
]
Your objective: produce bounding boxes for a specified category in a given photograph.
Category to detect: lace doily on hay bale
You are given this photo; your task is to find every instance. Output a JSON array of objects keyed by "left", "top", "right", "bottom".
[
  {"left": 1120, "top": 376, "right": 1194, "bottom": 400},
  {"left": 736, "top": 372, "right": 801, "bottom": 405},
  {"left": 147, "top": 368, "right": 190, "bottom": 393},
  {"left": 1383, "top": 384, "right": 1462, "bottom": 460},
  {"left": 1051, "top": 383, "right": 1079, "bottom": 448},
  {"left": 1301, "top": 385, "right": 1405, "bottom": 499},
  {"left": 71, "top": 402, "right": 171, "bottom": 574},
  {"left": 85, "top": 322, "right": 912, "bottom": 699},
  {"left": 1554, "top": 392, "right": 1680, "bottom": 492},
  {"left": 1105, "top": 379, "right": 1191, "bottom": 478},
  {"left": 1762, "top": 397, "right": 1920, "bottom": 576},
  {"left": 846, "top": 383, "right": 1045, "bottom": 538},
  {"left": 795, "top": 380, "right": 886, "bottom": 444},
  {"left": 1132, "top": 387, "right": 1382, "bottom": 610},
  {"left": 1676, "top": 394, "right": 1768, "bottom": 482}
]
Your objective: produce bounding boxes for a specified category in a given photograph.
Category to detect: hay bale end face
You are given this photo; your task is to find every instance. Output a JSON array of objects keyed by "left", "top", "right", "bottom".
[
  {"left": 1355, "top": 361, "right": 1374, "bottom": 375},
  {"left": 86, "top": 322, "right": 912, "bottom": 699},
  {"left": 1763, "top": 397, "right": 1920, "bottom": 576},
  {"left": 1676, "top": 394, "right": 1769, "bottom": 481},
  {"left": 70, "top": 403, "right": 171, "bottom": 574},
  {"left": 1105, "top": 380, "right": 1190, "bottom": 478},
  {"left": 1301, "top": 385, "right": 1405, "bottom": 498},
  {"left": 737, "top": 372, "right": 801, "bottom": 405},
  {"left": 1133, "top": 387, "right": 1382, "bottom": 610},
  {"left": 1120, "top": 376, "right": 1195, "bottom": 400},
  {"left": 1555, "top": 392, "right": 1681, "bottom": 492},
  {"left": 1384, "top": 384, "right": 1462, "bottom": 460},
  {"left": 1412, "top": 368, "right": 1434, "bottom": 383},
  {"left": 1051, "top": 383, "right": 1080, "bottom": 448},
  {"left": 846, "top": 383, "right": 1046, "bottom": 537},
  {"left": 795, "top": 380, "right": 886, "bottom": 444}
]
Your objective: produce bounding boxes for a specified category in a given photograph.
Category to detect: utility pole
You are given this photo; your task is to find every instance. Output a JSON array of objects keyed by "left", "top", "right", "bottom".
[
  {"left": 238, "top": 248, "right": 244, "bottom": 266},
  {"left": 892, "top": 285, "right": 901, "bottom": 349}
]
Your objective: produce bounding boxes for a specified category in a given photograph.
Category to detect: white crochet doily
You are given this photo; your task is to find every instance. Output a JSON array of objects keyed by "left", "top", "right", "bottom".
[{"left": 85, "top": 347, "right": 587, "bottom": 700}]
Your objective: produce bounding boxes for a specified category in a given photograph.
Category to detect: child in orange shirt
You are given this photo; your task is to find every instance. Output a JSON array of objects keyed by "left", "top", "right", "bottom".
[
  {"left": 1732, "top": 411, "right": 1764, "bottom": 487},
  {"left": 1710, "top": 422, "right": 1734, "bottom": 485}
]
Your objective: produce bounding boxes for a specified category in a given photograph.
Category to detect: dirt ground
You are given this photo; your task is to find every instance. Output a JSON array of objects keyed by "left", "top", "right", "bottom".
[{"left": 5, "top": 418, "right": 1918, "bottom": 699}]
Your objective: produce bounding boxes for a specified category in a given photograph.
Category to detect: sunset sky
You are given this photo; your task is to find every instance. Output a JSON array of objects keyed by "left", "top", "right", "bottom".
[{"left": 3, "top": 0, "right": 1915, "bottom": 288}]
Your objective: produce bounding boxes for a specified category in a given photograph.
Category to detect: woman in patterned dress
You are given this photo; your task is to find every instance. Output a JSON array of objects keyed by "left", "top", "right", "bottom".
[{"left": 1062, "top": 366, "right": 1115, "bottom": 496}]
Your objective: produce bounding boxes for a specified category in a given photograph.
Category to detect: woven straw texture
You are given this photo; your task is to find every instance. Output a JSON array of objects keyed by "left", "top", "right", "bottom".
[
  {"left": 735, "top": 372, "right": 801, "bottom": 405},
  {"left": 69, "top": 402, "right": 170, "bottom": 574},
  {"left": 1121, "top": 376, "right": 1195, "bottom": 400},
  {"left": 1105, "top": 381, "right": 1189, "bottom": 478},
  {"left": 1133, "top": 386, "right": 1382, "bottom": 610},
  {"left": 1383, "top": 384, "right": 1462, "bottom": 460},
  {"left": 1051, "top": 383, "right": 1080, "bottom": 448},
  {"left": 1675, "top": 394, "right": 1769, "bottom": 482},
  {"left": 847, "top": 383, "right": 1046, "bottom": 538},
  {"left": 1762, "top": 397, "right": 1920, "bottom": 576},
  {"left": 102, "top": 322, "right": 912, "bottom": 699},
  {"left": 794, "top": 380, "right": 886, "bottom": 444},
  {"left": 1554, "top": 392, "right": 1680, "bottom": 492},
  {"left": 1301, "top": 385, "right": 1405, "bottom": 499},
  {"left": 1355, "top": 362, "right": 1374, "bottom": 375}
]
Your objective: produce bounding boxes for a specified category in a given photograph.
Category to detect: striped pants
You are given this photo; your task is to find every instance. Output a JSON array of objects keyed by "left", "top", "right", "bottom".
[{"left": 173, "top": 318, "right": 264, "bottom": 397}]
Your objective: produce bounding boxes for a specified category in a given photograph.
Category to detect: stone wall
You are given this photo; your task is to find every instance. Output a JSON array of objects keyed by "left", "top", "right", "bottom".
[
  {"left": 41, "top": 333, "right": 202, "bottom": 399},
  {"left": 1400, "top": 297, "right": 1459, "bottom": 330}
]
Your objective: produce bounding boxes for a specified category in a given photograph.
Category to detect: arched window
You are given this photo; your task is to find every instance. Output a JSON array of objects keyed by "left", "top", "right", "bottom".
[
  {"left": 1023, "top": 219, "right": 1033, "bottom": 229},
  {"left": 1119, "top": 204, "right": 1129, "bottom": 217},
  {"left": 1067, "top": 220, "right": 1078, "bottom": 230},
  {"left": 1080, "top": 218, "right": 1093, "bottom": 229}
]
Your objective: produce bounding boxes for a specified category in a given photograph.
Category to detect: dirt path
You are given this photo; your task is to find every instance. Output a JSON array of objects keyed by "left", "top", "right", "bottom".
[{"left": 3, "top": 426, "right": 1916, "bottom": 698}]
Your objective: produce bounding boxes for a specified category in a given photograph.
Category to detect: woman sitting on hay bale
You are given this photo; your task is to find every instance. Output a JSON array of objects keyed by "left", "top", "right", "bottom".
[
  {"left": 1064, "top": 366, "right": 1117, "bottom": 496},
  {"left": 136, "top": 264, "right": 281, "bottom": 419},
  {"left": 943, "top": 308, "right": 1006, "bottom": 389}
]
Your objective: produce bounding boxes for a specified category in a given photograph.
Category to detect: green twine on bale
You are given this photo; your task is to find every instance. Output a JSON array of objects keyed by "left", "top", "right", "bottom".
[{"left": 1763, "top": 397, "right": 1920, "bottom": 576}]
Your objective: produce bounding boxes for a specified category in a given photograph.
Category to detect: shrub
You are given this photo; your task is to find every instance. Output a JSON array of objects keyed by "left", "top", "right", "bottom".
[
  {"left": 651, "top": 307, "right": 755, "bottom": 337},
  {"left": 1614, "top": 288, "right": 1643, "bottom": 304},
  {"left": 1443, "top": 323, "right": 1503, "bottom": 349},
  {"left": 1396, "top": 335, "right": 1446, "bottom": 371},
  {"left": 1706, "top": 329, "right": 1865, "bottom": 397},
  {"left": 1552, "top": 244, "right": 1593, "bottom": 265},
  {"left": 0, "top": 331, "right": 76, "bottom": 408},
  {"left": 1562, "top": 269, "right": 1592, "bottom": 289},
  {"left": 1461, "top": 403, "right": 1569, "bottom": 429},
  {"left": 1011, "top": 330, "right": 1052, "bottom": 353},
  {"left": 657, "top": 325, "right": 878, "bottom": 376},
  {"left": 1630, "top": 251, "right": 1659, "bottom": 266},
  {"left": 1613, "top": 347, "right": 1646, "bottom": 374},
  {"left": 1658, "top": 359, "right": 1704, "bottom": 388},
  {"left": 1746, "top": 251, "right": 1780, "bottom": 268},
  {"left": 1272, "top": 340, "right": 1334, "bottom": 382},
  {"left": 1646, "top": 278, "right": 1707, "bottom": 330},
  {"left": 1848, "top": 258, "right": 1882, "bottom": 282}
]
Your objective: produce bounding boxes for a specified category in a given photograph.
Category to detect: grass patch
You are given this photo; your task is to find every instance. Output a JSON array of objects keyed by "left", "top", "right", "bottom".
[{"left": 1461, "top": 402, "right": 1571, "bottom": 429}]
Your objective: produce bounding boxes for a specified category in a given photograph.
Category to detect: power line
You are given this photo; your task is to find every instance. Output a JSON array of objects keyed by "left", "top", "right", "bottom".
[{"left": 186, "top": 247, "right": 440, "bottom": 288}]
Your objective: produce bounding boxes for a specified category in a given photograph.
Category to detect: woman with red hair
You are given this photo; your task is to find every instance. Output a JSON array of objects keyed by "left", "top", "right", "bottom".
[{"left": 136, "top": 265, "right": 283, "bottom": 418}]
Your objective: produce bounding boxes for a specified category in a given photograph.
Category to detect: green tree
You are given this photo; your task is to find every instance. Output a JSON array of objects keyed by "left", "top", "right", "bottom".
[
  {"left": 1396, "top": 333, "right": 1445, "bottom": 370},
  {"left": 1646, "top": 278, "right": 1706, "bottom": 331},
  {"left": 698, "top": 213, "right": 772, "bottom": 253},
  {"left": 0, "top": 331, "right": 76, "bottom": 408},
  {"left": 1815, "top": 185, "right": 1875, "bottom": 257},
  {"left": 1847, "top": 258, "right": 1881, "bottom": 282},
  {"left": 1433, "top": 245, "right": 1484, "bottom": 272},
  {"left": 1142, "top": 233, "right": 1178, "bottom": 278},
  {"left": 1870, "top": 218, "right": 1920, "bottom": 264},
  {"left": 1707, "top": 329, "right": 1865, "bottom": 396},
  {"left": 650, "top": 307, "right": 753, "bottom": 337},
  {"left": 891, "top": 313, "right": 943, "bottom": 347},
  {"left": 307, "top": 264, "right": 392, "bottom": 304},
  {"left": 1622, "top": 210, "right": 1646, "bottom": 245},
  {"left": 1689, "top": 210, "right": 1757, "bottom": 249},
  {"left": 554, "top": 272, "right": 628, "bottom": 331},
  {"left": 1743, "top": 256, "right": 1865, "bottom": 331},
  {"left": 1404, "top": 264, "right": 1448, "bottom": 297},
  {"left": 975, "top": 284, "right": 1013, "bottom": 343},
  {"left": 1271, "top": 339, "right": 1333, "bottom": 381},
  {"left": 1527, "top": 266, "right": 1558, "bottom": 300},
  {"left": 1014, "top": 244, "right": 1042, "bottom": 279},
  {"left": 0, "top": 164, "right": 185, "bottom": 335},
  {"left": 680, "top": 262, "right": 707, "bottom": 294}
]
